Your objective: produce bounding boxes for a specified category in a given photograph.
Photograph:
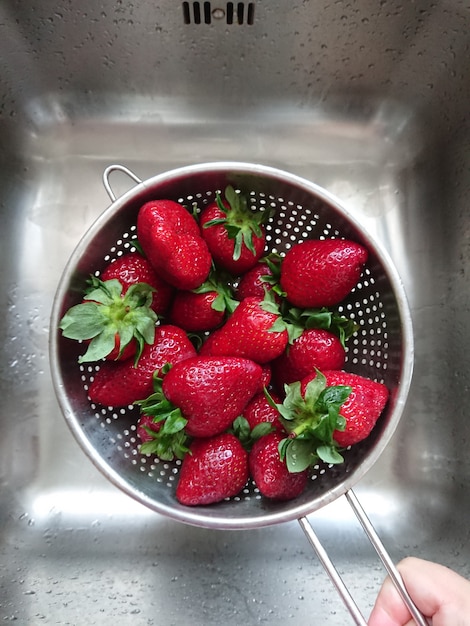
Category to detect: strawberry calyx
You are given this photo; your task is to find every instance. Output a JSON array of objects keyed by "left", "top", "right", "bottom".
[
  {"left": 191, "top": 269, "right": 238, "bottom": 315},
  {"left": 230, "top": 415, "right": 275, "bottom": 452},
  {"left": 135, "top": 367, "right": 190, "bottom": 461},
  {"left": 259, "top": 289, "right": 304, "bottom": 344},
  {"left": 260, "top": 288, "right": 358, "bottom": 348},
  {"left": 264, "top": 370, "right": 352, "bottom": 471},
  {"left": 203, "top": 186, "right": 269, "bottom": 261},
  {"left": 59, "top": 277, "right": 158, "bottom": 364},
  {"left": 259, "top": 253, "right": 284, "bottom": 296},
  {"left": 281, "top": 305, "right": 359, "bottom": 348}
]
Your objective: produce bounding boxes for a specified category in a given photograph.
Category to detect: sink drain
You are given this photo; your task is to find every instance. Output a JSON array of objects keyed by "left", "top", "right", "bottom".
[{"left": 182, "top": 1, "right": 255, "bottom": 25}]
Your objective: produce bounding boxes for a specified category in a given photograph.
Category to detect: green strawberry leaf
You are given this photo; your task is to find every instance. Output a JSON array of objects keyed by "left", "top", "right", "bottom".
[
  {"left": 59, "top": 302, "right": 107, "bottom": 340},
  {"left": 161, "top": 410, "right": 188, "bottom": 435},
  {"left": 281, "top": 438, "right": 319, "bottom": 473},
  {"left": 317, "top": 445, "right": 344, "bottom": 465}
]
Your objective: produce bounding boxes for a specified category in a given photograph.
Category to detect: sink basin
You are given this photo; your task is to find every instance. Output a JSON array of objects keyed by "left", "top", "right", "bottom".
[{"left": 1, "top": 1, "right": 469, "bottom": 623}]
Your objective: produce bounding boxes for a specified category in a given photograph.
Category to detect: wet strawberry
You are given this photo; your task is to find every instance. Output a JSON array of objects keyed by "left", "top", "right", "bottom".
[
  {"left": 271, "top": 328, "right": 346, "bottom": 392},
  {"left": 264, "top": 369, "right": 388, "bottom": 474},
  {"left": 235, "top": 255, "right": 281, "bottom": 300},
  {"left": 136, "top": 413, "right": 162, "bottom": 443},
  {"left": 200, "top": 186, "right": 268, "bottom": 274},
  {"left": 242, "top": 391, "right": 285, "bottom": 433},
  {"left": 87, "top": 325, "right": 196, "bottom": 407},
  {"left": 137, "top": 199, "right": 212, "bottom": 290},
  {"left": 199, "top": 295, "right": 289, "bottom": 364},
  {"left": 169, "top": 272, "right": 237, "bottom": 332},
  {"left": 318, "top": 370, "right": 389, "bottom": 447},
  {"left": 59, "top": 277, "right": 158, "bottom": 363},
  {"left": 101, "top": 251, "right": 174, "bottom": 315},
  {"left": 249, "top": 431, "right": 309, "bottom": 500},
  {"left": 176, "top": 433, "right": 249, "bottom": 506},
  {"left": 162, "top": 356, "right": 263, "bottom": 437},
  {"left": 280, "top": 239, "right": 368, "bottom": 307}
]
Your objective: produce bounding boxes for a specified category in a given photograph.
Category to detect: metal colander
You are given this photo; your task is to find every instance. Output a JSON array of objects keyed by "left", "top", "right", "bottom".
[{"left": 50, "top": 162, "right": 423, "bottom": 625}]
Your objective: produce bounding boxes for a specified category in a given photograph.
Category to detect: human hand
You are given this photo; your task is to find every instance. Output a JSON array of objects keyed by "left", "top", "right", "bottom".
[{"left": 368, "top": 557, "right": 470, "bottom": 626}]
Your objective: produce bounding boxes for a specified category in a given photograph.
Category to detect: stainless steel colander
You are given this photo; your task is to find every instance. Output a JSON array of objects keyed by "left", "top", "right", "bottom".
[{"left": 50, "top": 162, "right": 425, "bottom": 625}]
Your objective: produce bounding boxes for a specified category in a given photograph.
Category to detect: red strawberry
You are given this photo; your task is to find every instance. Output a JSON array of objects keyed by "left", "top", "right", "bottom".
[
  {"left": 271, "top": 328, "right": 346, "bottom": 392},
  {"left": 280, "top": 239, "right": 368, "bottom": 307},
  {"left": 169, "top": 272, "right": 237, "bottom": 332},
  {"left": 249, "top": 431, "right": 309, "bottom": 500},
  {"left": 264, "top": 369, "right": 388, "bottom": 470},
  {"left": 235, "top": 255, "right": 281, "bottom": 300},
  {"left": 199, "top": 186, "right": 268, "bottom": 274},
  {"left": 310, "top": 370, "right": 390, "bottom": 447},
  {"left": 176, "top": 433, "right": 249, "bottom": 506},
  {"left": 162, "top": 356, "right": 263, "bottom": 437},
  {"left": 136, "top": 413, "right": 162, "bottom": 443},
  {"left": 170, "top": 290, "right": 225, "bottom": 332},
  {"left": 88, "top": 325, "right": 196, "bottom": 407},
  {"left": 59, "top": 277, "right": 158, "bottom": 363},
  {"left": 101, "top": 252, "right": 174, "bottom": 315},
  {"left": 242, "top": 391, "right": 285, "bottom": 433},
  {"left": 137, "top": 199, "right": 212, "bottom": 290},
  {"left": 199, "top": 295, "right": 289, "bottom": 364}
]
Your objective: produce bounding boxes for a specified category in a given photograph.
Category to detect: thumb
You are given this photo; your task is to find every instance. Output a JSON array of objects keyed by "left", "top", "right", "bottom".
[{"left": 368, "top": 557, "right": 470, "bottom": 626}]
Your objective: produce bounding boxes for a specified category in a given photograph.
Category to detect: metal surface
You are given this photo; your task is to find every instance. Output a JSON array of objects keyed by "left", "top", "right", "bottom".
[
  {"left": 1, "top": 1, "right": 470, "bottom": 624},
  {"left": 50, "top": 161, "right": 412, "bottom": 531}
]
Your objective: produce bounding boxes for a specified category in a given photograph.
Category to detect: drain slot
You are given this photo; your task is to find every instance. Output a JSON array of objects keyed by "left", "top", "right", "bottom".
[{"left": 182, "top": 2, "right": 255, "bottom": 25}]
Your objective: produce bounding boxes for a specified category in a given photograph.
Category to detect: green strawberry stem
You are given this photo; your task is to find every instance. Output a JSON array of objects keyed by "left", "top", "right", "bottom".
[
  {"left": 203, "top": 186, "right": 269, "bottom": 261},
  {"left": 135, "top": 368, "right": 191, "bottom": 461},
  {"left": 264, "top": 370, "right": 352, "bottom": 471},
  {"left": 59, "top": 277, "right": 158, "bottom": 364}
]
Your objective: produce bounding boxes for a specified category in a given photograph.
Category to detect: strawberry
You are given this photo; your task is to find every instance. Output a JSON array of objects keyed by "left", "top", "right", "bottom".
[
  {"left": 249, "top": 431, "right": 309, "bottom": 500},
  {"left": 265, "top": 370, "right": 388, "bottom": 473},
  {"left": 280, "top": 239, "right": 368, "bottom": 307},
  {"left": 316, "top": 370, "right": 389, "bottom": 447},
  {"left": 199, "top": 186, "right": 268, "bottom": 274},
  {"left": 235, "top": 255, "right": 281, "bottom": 301},
  {"left": 176, "top": 433, "right": 249, "bottom": 506},
  {"left": 137, "top": 199, "right": 212, "bottom": 290},
  {"left": 59, "top": 277, "right": 158, "bottom": 363},
  {"left": 169, "top": 272, "right": 238, "bottom": 332},
  {"left": 161, "top": 356, "right": 263, "bottom": 437},
  {"left": 136, "top": 413, "right": 162, "bottom": 443},
  {"left": 242, "top": 391, "right": 285, "bottom": 433},
  {"left": 271, "top": 328, "right": 346, "bottom": 392},
  {"left": 199, "top": 294, "right": 289, "bottom": 364},
  {"left": 101, "top": 251, "right": 174, "bottom": 315},
  {"left": 87, "top": 324, "right": 197, "bottom": 407}
]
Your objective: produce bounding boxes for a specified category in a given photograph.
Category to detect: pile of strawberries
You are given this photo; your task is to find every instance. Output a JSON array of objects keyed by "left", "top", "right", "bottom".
[{"left": 59, "top": 185, "right": 389, "bottom": 506}]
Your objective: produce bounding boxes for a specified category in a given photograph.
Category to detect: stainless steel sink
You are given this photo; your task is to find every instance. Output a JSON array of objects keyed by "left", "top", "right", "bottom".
[{"left": 1, "top": 1, "right": 470, "bottom": 623}]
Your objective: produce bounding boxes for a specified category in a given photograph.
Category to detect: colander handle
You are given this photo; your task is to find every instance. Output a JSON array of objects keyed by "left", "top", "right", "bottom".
[
  {"left": 298, "top": 488, "right": 430, "bottom": 626},
  {"left": 102, "top": 164, "right": 143, "bottom": 202}
]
